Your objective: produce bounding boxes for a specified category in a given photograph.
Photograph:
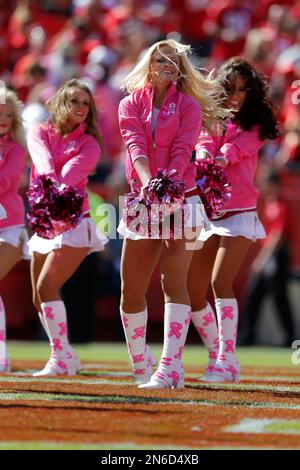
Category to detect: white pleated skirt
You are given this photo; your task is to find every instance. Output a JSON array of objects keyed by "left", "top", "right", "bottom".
[
  {"left": 0, "top": 226, "right": 30, "bottom": 259},
  {"left": 199, "top": 210, "right": 266, "bottom": 241},
  {"left": 28, "top": 217, "right": 108, "bottom": 255}
]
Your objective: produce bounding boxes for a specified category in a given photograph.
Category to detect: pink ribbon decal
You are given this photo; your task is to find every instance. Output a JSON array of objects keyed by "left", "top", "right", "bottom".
[
  {"left": 132, "top": 354, "right": 144, "bottom": 364},
  {"left": 167, "top": 370, "right": 180, "bottom": 387},
  {"left": 226, "top": 364, "right": 237, "bottom": 378},
  {"left": 221, "top": 306, "right": 234, "bottom": 321},
  {"left": 197, "top": 327, "right": 207, "bottom": 339},
  {"left": 203, "top": 312, "right": 214, "bottom": 326},
  {"left": 134, "top": 368, "right": 146, "bottom": 375},
  {"left": 0, "top": 330, "right": 5, "bottom": 341},
  {"left": 131, "top": 326, "right": 145, "bottom": 340},
  {"left": 44, "top": 307, "right": 54, "bottom": 320},
  {"left": 174, "top": 346, "right": 184, "bottom": 360},
  {"left": 218, "top": 353, "right": 226, "bottom": 361},
  {"left": 122, "top": 315, "right": 128, "bottom": 328},
  {"left": 58, "top": 322, "right": 67, "bottom": 336},
  {"left": 185, "top": 311, "right": 192, "bottom": 325},
  {"left": 57, "top": 360, "right": 67, "bottom": 371},
  {"left": 209, "top": 350, "right": 217, "bottom": 360},
  {"left": 66, "top": 351, "right": 73, "bottom": 359},
  {"left": 225, "top": 339, "right": 235, "bottom": 353},
  {"left": 213, "top": 337, "right": 219, "bottom": 349},
  {"left": 155, "top": 371, "right": 165, "bottom": 381},
  {"left": 168, "top": 321, "right": 182, "bottom": 339},
  {"left": 53, "top": 338, "right": 63, "bottom": 351},
  {"left": 207, "top": 364, "right": 216, "bottom": 373},
  {"left": 161, "top": 356, "right": 172, "bottom": 366}
]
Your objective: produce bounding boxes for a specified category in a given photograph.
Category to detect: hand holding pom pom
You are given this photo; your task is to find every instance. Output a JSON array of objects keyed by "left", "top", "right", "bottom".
[
  {"left": 123, "top": 169, "right": 186, "bottom": 237},
  {"left": 195, "top": 158, "right": 231, "bottom": 219},
  {"left": 27, "top": 175, "right": 84, "bottom": 239}
]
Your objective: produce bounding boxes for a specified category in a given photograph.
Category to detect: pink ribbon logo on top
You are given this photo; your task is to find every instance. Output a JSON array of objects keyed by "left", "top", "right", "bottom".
[
  {"left": 132, "top": 354, "right": 144, "bottom": 364},
  {"left": 221, "top": 306, "right": 234, "bottom": 321},
  {"left": 122, "top": 316, "right": 128, "bottom": 328},
  {"left": 58, "top": 322, "right": 67, "bottom": 336},
  {"left": 53, "top": 339, "right": 63, "bottom": 351},
  {"left": 131, "top": 326, "right": 145, "bottom": 340},
  {"left": 225, "top": 339, "right": 235, "bottom": 353},
  {"left": 44, "top": 307, "right": 54, "bottom": 320},
  {"left": 168, "top": 322, "right": 182, "bottom": 339},
  {"left": 167, "top": 370, "right": 180, "bottom": 387},
  {"left": 203, "top": 312, "right": 214, "bottom": 326},
  {"left": 174, "top": 346, "right": 184, "bottom": 360}
]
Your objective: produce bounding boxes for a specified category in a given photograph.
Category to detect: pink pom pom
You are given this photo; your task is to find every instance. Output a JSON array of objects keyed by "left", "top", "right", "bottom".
[
  {"left": 195, "top": 159, "right": 231, "bottom": 219},
  {"left": 27, "top": 176, "right": 84, "bottom": 239},
  {"left": 122, "top": 169, "right": 186, "bottom": 238}
]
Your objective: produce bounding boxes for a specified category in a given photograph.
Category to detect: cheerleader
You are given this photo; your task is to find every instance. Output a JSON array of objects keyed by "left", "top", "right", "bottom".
[
  {"left": 27, "top": 79, "right": 107, "bottom": 376},
  {"left": 0, "top": 88, "right": 28, "bottom": 373},
  {"left": 118, "top": 39, "right": 229, "bottom": 389},
  {"left": 188, "top": 58, "right": 279, "bottom": 382}
]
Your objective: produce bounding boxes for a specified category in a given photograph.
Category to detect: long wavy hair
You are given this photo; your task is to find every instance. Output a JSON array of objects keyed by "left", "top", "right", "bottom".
[
  {"left": 1, "top": 88, "right": 26, "bottom": 147},
  {"left": 218, "top": 57, "right": 279, "bottom": 140},
  {"left": 123, "top": 39, "right": 232, "bottom": 133},
  {"left": 46, "top": 79, "right": 103, "bottom": 146}
]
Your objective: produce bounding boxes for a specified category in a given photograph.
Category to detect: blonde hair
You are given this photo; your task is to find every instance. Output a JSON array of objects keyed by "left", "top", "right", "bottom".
[
  {"left": 123, "top": 39, "right": 231, "bottom": 132},
  {"left": 1, "top": 88, "right": 26, "bottom": 147},
  {"left": 46, "top": 79, "right": 103, "bottom": 146}
]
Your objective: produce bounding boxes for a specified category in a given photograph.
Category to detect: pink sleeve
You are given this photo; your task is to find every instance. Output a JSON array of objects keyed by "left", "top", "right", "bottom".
[
  {"left": 118, "top": 97, "right": 148, "bottom": 162},
  {"left": 27, "top": 125, "right": 59, "bottom": 180},
  {"left": 219, "top": 128, "right": 264, "bottom": 165},
  {"left": 0, "top": 144, "right": 26, "bottom": 196},
  {"left": 59, "top": 138, "right": 101, "bottom": 186},
  {"left": 195, "top": 130, "right": 220, "bottom": 159},
  {"left": 168, "top": 100, "right": 202, "bottom": 178}
]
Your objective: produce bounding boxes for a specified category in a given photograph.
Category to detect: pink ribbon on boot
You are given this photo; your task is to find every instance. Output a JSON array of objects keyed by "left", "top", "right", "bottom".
[
  {"left": 221, "top": 306, "right": 234, "bottom": 321},
  {"left": 167, "top": 370, "right": 180, "bottom": 387},
  {"left": 58, "top": 322, "right": 68, "bottom": 336},
  {"left": 44, "top": 307, "right": 54, "bottom": 320},
  {"left": 225, "top": 339, "right": 235, "bottom": 353},
  {"left": 202, "top": 312, "right": 214, "bottom": 326},
  {"left": 168, "top": 321, "right": 182, "bottom": 339},
  {"left": 53, "top": 339, "right": 63, "bottom": 351},
  {"left": 132, "top": 354, "right": 144, "bottom": 364},
  {"left": 131, "top": 326, "right": 145, "bottom": 340}
]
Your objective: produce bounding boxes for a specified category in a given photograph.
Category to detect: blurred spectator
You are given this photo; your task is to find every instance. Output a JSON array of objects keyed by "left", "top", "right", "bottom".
[{"left": 239, "top": 170, "right": 295, "bottom": 346}]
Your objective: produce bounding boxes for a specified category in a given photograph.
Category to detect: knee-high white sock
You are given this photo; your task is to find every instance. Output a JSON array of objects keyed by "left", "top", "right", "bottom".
[
  {"left": 0, "top": 296, "right": 7, "bottom": 360},
  {"left": 120, "top": 308, "right": 148, "bottom": 374},
  {"left": 215, "top": 298, "right": 238, "bottom": 363},
  {"left": 191, "top": 302, "right": 219, "bottom": 363},
  {"left": 41, "top": 301, "right": 72, "bottom": 357},
  {"left": 155, "top": 303, "right": 191, "bottom": 386}
]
